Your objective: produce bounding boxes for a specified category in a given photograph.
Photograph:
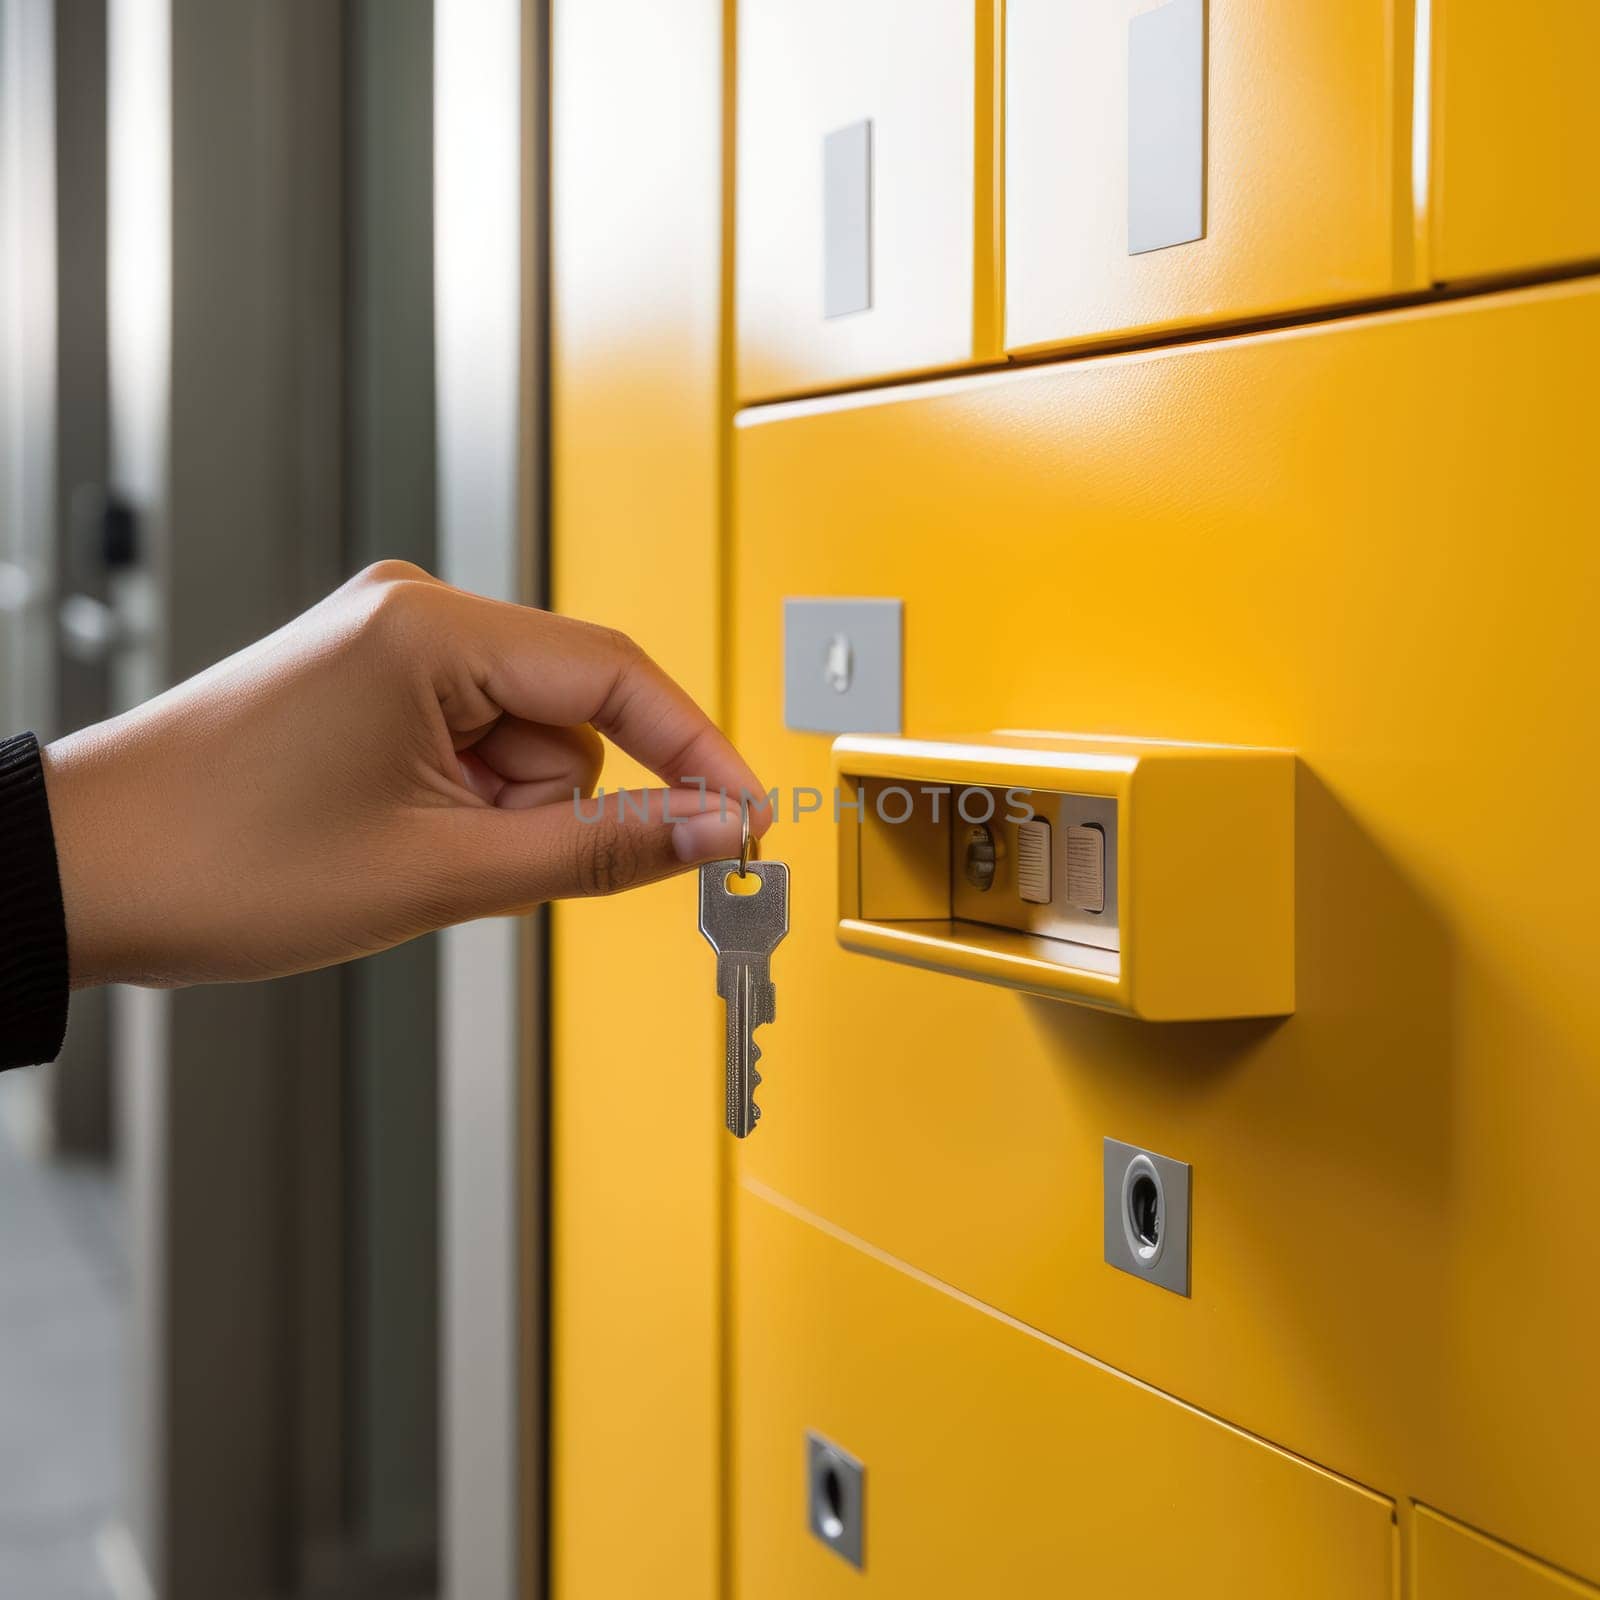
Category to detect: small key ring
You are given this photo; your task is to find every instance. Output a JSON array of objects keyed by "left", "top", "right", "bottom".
[{"left": 738, "top": 797, "right": 752, "bottom": 877}]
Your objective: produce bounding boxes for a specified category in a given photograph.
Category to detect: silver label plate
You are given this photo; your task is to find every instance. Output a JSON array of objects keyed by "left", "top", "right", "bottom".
[
  {"left": 784, "top": 597, "right": 902, "bottom": 734},
  {"left": 1128, "top": 0, "right": 1206, "bottom": 256},
  {"left": 823, "top": 119, "right": 873, "bottom": 318}
]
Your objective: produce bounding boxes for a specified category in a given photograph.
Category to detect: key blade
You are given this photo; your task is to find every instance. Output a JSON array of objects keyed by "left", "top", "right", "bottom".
[
  {"left": 724, "top": 961, "right": 760, "bottom": 1137},
  {"left": 726, "top": 1038, "right": 763, "bottom": 1138},
  {"left": 724, "top": 970, "right": 772, "bottom": 1137},
  {"left": 701, "top": 860, "right": 787, "bottom": 1138},
  {"left": 752, "top": 974, "right": 776, "bottom": 1029}
]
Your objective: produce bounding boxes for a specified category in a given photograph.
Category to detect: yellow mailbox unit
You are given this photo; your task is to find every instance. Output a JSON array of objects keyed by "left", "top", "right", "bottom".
[{"left": 550, "top": 2, "right": 1600, "bottom": 1596}]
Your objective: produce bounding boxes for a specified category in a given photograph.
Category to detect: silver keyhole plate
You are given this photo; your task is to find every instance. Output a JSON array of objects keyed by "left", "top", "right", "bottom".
[
  {"left": 784, "top": 598, "right": 902, "bottom": 734},
  {"left": 806, "top": 1430, "right": 865, "bottom": 1569},
  {"left": 1104, "top": 1137, "right": 1191, "bottom": 1296}
]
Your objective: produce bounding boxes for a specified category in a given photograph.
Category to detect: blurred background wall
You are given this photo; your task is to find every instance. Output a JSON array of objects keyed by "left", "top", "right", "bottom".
[{"left": 0, "top": 1, "right": 540, "bottom": 1595}]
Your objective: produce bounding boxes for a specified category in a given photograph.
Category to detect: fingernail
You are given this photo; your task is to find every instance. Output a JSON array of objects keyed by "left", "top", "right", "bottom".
[{"left": 672, "top": 811, "right": 743, "bottom": 864}]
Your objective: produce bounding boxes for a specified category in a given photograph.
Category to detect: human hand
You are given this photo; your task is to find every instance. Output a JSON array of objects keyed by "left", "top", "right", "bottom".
[{"left": 41, "top": 562, "right": 771, "bottom": 988}]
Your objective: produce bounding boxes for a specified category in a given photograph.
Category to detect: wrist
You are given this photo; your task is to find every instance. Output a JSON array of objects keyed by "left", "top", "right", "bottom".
[{"left": 42, "top": 725, "right": 150, "bottom": 989}]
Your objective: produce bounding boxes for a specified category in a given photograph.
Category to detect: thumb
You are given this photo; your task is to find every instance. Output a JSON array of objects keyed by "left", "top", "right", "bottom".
[{"left": 448, "top": 786, "right": 751, "bottom": 912}]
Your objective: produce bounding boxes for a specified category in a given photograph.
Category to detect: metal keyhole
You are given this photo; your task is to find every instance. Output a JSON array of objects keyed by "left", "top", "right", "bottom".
[
  {"left": 817, "top": 1464, "right": 846, "bottom": 1538},
  {"left": 1128, "top": 1173, "right": 1160, "bottom": 1250},
  {"left": 963, "top": 823, "right": 997, "bottom": 892},
  {"left": 822, "top": 632, "right": 853, "bottom": 694},
  {"left": 806, "top": 1431, "right": 865, "bottom": 1569}
]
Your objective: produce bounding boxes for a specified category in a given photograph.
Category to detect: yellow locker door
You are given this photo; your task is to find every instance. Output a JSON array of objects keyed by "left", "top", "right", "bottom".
[
  {"left": 736, "top": 0, "right": 1000, "bottom": 399},
  {"left": 1431, "top": 0, "right": 1600, "bottom": 282},
  {"left": 1005, "top": 0, "right": 1423, "bottom": 354},
  {"left": 1414, "top": 1508, "right": 1600, "bottom": 1599},
  {"left": 731, "top": 278, "right": 1600, "bottom": 1586},
  {"left": 736, "top": 1185, "right": 1397, "bottom": 1596}
]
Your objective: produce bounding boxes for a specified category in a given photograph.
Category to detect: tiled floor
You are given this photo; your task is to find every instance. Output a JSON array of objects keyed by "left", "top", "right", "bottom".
[{"left": 0, "top": 1075, "right": 122, "bottom": 1599}]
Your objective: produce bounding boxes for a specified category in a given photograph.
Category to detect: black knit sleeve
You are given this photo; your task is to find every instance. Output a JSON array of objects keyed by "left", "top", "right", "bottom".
[{"left": 0, "top": 733, "right": 70, "bottom": 1070}]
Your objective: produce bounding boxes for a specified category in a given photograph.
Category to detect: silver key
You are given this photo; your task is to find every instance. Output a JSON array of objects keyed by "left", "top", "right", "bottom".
[{"left": 698, "top": 859, "right": 789, "bottom": 1137}]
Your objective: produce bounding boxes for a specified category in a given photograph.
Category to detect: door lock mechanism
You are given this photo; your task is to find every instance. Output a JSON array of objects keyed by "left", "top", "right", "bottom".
[{"left": 962, "top": 822, "right": 997, "bottom": 891}]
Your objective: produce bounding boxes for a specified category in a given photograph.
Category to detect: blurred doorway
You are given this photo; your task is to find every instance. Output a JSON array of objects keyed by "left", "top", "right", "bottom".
[
  {"left": 2, "top": 2, "right": 121, "bottom": 1594},
  {"left": 101, "top": 0, "right": 446, "bottom": 1593},
  {"left": 4, "top": 2, "right": 540, "bottom": 1594}
]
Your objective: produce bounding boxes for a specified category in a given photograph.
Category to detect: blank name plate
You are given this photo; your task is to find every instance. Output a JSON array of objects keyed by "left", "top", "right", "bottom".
[
  {"left": 823, "top": 119, "right": 874, "bottom": 317},
  {"left": 1128, "top": 0, "right": 1206, "bottom": 255}
]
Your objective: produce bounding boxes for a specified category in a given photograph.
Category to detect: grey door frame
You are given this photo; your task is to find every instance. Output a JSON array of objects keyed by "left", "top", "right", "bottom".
[{"left": 435, "top": 1, "right": 548, "bottom": 1595}]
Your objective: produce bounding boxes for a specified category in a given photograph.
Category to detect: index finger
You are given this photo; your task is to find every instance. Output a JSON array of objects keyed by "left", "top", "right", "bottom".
[{"left": 448, "top": 592, "right": 773, "bottom": 830}]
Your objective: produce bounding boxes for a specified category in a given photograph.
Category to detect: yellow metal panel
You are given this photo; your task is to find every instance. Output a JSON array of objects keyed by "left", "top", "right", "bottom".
[
  {"left": 1432, "top": 0, "right": 1600, "bottom": 282},
  {"left": 549, "top": 2, "right": 728, "bottom": 1594},
  {"left": 854, "top": 779, "right": 948, "bottom": 923},
  {"left": 731, "top": 280, "right": 1600, "bottom": 1583},
  {"left": 1006, "top": 0, "right": 1423, "bottom": 354},
  {"left": 735, "top": 0, "right": 998, "bottom": 400},
  {"left": 1415, "top": 1508, "right": 1600, "bottom": 1599},
  {"left": 735, "top": 1183, "right": 1397, "bottom": 1596},
  {"left": 971, "top": 0, "right": 1005, "bottom": 363}
]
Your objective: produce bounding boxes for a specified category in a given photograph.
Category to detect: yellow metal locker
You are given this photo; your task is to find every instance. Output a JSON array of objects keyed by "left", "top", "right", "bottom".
[
  {"left": 736, "top": 1185, "right": 1398, "bottom": 1596},
  {"left": 731, "top": 280, "right": 1600, "bottom": 1585},
  {"left": 1431, "top": 0, "right": 1600, "bottom": 282},
  {"left": 549, "top": 1, "right": 1600, "bottom": 1592},
  {"left": 736, "top": 0, "right": 1001, "bottom": 398},
  {"left": 1005, "top": 0, "right": 1425, "bottom": 353},
  {"left": 1413, "top": 1508, "right": 1600, "bottom": 1599}
]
